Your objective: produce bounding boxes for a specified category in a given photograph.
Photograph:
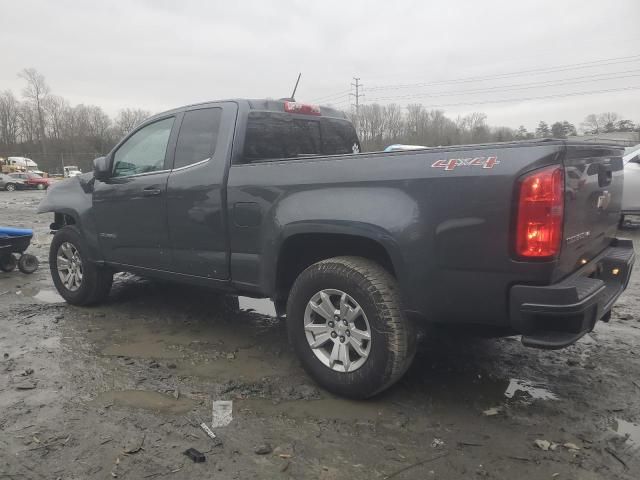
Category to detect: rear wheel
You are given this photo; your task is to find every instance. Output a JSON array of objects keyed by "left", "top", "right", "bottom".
[
  {"left": 5, "top": 183, "right": 16, "bottom": 192},
  {"left": 50, "top": 226, "right": 113, "bottom": 305},
  {"left": 36, "top": 184, "right": 44, "bottom": 190},
  {"left": 287, "top": 256, "right": 416, "bottom": 398}
]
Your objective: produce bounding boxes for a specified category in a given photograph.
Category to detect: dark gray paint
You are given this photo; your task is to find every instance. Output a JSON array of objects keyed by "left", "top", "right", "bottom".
[{"left": 38, "top": 99, "right": 628, "bottom": 331}]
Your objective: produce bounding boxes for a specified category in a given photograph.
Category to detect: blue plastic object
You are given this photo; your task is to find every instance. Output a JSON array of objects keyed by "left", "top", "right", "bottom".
[{"left": 0, "top": 227, "right": 34, "bottom": 237}]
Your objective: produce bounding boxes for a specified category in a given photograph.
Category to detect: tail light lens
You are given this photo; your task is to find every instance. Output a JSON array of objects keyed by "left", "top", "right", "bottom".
[
  {"left": 515, "top": 165, "right": 564, "bottom": 259},
  {"left": 284, "top": 101, "right": 321, "bottom": 115}
]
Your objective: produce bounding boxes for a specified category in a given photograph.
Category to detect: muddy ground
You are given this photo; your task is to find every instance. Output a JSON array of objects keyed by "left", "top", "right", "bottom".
[{"left": 1, "top": 189, "right": 639, "bottom": 480}]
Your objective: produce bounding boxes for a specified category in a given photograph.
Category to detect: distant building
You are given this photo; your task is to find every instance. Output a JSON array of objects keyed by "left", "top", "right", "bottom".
[{"left": 567, "top": 131, "right": 640, "bottom": 146}]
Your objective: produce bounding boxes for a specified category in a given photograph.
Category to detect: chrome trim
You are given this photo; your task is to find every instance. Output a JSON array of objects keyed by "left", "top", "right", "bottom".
[
  {"left": 171, "top": 157, "right": 210, "bottom": 172},
  {"left": 114, "top": 169, "right": 171, "bottom": 179}
]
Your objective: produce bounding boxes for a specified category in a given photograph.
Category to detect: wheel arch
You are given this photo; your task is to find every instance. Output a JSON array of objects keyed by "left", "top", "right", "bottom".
[{"left": 271, "top": 223, "right": 405, "bottom": 303}]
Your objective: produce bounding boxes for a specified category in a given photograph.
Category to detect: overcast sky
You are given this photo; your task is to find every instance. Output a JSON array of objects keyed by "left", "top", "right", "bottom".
[{"left": 1, "top": 0, "right": 639, "bottom": 131}]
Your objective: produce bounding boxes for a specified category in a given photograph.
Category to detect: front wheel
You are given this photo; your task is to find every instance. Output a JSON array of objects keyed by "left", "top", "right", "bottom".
[
  {"left": 287, "top": 256, "right": 416, "bottom": 399},
  {"left": 50, "top": 226, "right": 113, "bottom": 305},
  {"left": 5, "top": 183, "right": 16, "bottom": 192},
  {"left": 36, "top": 184, "right": 44, "bottom": 190}
]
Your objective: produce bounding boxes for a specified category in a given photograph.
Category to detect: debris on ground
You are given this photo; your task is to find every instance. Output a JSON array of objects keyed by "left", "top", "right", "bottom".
[
  {"left": 254, "top": 443, "right": 273, "bottom": 455},
  {"left": 430, "top": 438, "right": 445, "bottom": 449},
  {"left": 123, "top": 434, "right": 145, "bottom": 454},
  {"left": 15, "top": 380, "right": 37, "bottom": 390},
  {"left": 212, "top": 400, "right": 233, "bottom": 428},
  {"left": 533, "top": 439, "right": 559, "bottom": 451},
  {"left": 563, "top": 442, "right": 581, "bottom": 451},
  {"left": 184, "top": 447, "right": 206, "bottom": 463},
  {"left": 482, "top": 407, "right": 503, "bottom": 416}
]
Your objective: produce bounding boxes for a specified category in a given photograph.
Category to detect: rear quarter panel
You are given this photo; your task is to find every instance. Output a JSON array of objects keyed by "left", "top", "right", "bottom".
[{"left": 227, "top": 142, "right": 568, "bottom": 326}]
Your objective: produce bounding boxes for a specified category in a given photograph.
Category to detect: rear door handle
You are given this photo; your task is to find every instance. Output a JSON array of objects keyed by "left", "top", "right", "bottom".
[{"left": 142, "top": 186, "right": 162, "bottom": 196}]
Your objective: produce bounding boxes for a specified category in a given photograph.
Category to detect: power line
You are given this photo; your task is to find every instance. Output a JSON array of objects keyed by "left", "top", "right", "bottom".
[
  {"left": 383, "top": 85, "right": 640, "bottom": 109},
  {"left": 367, "top": 70, "right": 640, "bottom": 102},
  {"left": 309, "top": 90, "right": 351, "bottom": 103},
  {"left": 367, "top": 53, "right": 640, "bottom": 92}
]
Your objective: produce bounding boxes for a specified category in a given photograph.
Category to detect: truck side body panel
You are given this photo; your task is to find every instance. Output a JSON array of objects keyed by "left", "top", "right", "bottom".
[{"left": 227, "top": 142, "right": 575, "bottom": 326}]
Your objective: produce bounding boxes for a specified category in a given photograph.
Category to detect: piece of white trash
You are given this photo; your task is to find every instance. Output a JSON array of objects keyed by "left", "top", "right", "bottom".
[
  {"left": 199, "top": 422, "right": 217, "bottom": 440},
  {"left": 212, "top": 400, "right": 233, "bottom": 428}
]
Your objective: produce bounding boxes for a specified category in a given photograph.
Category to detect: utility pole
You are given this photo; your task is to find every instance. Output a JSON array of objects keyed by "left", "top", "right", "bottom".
[
  {"left": 350, "top": 77, "right": 364, "bottom": 133},
  {"left": 350, "top": 77, "right": 364, "bottom": 114}
]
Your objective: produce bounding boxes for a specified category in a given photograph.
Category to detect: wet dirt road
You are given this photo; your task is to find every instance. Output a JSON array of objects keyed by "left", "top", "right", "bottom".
[{"left": 1, "top": 190, "right": 639, "bottom": 479}]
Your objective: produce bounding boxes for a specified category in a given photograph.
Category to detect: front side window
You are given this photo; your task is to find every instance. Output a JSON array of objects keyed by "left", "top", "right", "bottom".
[
  {"left": 113, "top": 117, "right": 174, "bottom": 177},
  {"left": 174, "top": 108, "right": 222, "bottom": 169}
]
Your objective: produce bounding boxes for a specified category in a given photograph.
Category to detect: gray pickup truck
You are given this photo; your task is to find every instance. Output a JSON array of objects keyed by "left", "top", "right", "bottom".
[{"left": 38, "top": 99, "right": 635, "bottom": 398}]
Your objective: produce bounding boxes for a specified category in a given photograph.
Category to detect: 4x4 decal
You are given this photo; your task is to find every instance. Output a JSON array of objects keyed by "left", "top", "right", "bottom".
[{"left": 431, "top": 156, "right": 499, "bottom": 171}]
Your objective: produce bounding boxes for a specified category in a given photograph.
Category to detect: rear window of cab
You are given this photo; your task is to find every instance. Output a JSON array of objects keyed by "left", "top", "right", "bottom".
[{"left": 242, "top": 112, "right": 360, "bottom": 163}]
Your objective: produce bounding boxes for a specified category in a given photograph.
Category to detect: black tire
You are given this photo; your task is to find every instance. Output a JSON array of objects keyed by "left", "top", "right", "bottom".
[
  {"left": 49, "top": 226, "right": 113, "bottom": 305},
  {"left": 5, "top": 183, "right": 16, "bottom": 192},
  {"left": 0, "top": 254, "right": 17, "bottom": 272},
  {"left": 36, "top": 183, "right": 44, "bottom": 190},
  {"left": 287, "top": 256, "right": 416, "bottom": 399},
  {"left": 18, "top": 254, "right": 39, "bottom": 274}
]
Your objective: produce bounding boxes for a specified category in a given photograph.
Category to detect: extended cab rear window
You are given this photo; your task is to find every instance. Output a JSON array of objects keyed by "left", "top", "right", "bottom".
[{"left": 242, "top": 112, "right": 360, "bottom": 163}]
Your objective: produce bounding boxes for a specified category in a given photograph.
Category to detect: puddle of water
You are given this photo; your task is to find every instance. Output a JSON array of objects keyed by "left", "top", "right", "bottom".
[
  {"left": 94, "top": 390, "right": 195, "bottom": 414},
  {"left": 33, "top": 289, "right": 64, "bottom": 303},
  {"left": 236, "top": 397, "right": 394, "bottom": 422},
  {"left": 102, "top": 340, "right": 184, "bottom": 359},
  {"left": 613, "top": 418, "right": 640, "bottom": 447},
  {"left": 174, "top": 348, "right": 286, "bottom": 381},
  {"left": 239, "top": 297, "right": 276, "bottom": 316},
  {"left": 504, "top": 379, "right": 558, "bottom": 401}
]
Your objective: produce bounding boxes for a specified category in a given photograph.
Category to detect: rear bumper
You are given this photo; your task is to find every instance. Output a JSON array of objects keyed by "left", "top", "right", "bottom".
[{"left": 509, "top": 239, "right": 635, "bottom": 349}]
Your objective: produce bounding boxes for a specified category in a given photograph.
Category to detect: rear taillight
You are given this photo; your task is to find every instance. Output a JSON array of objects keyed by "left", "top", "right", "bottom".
[
  {"left": 284, "top": 101, "right": 321, "bottom": 115},
  {"left": 515, "top": 165, "right": 564, "bottom": 259}
]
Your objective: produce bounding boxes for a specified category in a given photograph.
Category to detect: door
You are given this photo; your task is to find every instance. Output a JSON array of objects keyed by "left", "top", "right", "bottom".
[
  {"left": 93, "top": 115, "right": 177, "bottom": 270},
  {"left": 166, "top": 103, "right": 237, "bottom": 279}
]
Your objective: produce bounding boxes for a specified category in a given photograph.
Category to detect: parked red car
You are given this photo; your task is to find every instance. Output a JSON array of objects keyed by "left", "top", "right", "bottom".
[{"left": 10, "top": 172, "right": 52, "bottom": 190}]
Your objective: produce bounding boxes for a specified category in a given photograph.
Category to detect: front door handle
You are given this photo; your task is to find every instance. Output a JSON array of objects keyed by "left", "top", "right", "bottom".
[{"left": 142, "top": 186, "right": 162, "bottom": 196}]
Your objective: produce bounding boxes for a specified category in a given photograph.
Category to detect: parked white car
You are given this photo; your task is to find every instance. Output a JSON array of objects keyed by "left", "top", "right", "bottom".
[{"left": 621, "top": 144, "right": 640, "bottom": 224}]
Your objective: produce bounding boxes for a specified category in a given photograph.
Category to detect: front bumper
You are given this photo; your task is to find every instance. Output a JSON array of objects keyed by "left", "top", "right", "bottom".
[{"left": 509, "top": 239, "right": 635, "bottom": 349}]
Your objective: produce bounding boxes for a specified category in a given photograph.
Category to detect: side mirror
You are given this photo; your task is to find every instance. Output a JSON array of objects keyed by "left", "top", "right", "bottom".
[{"left": 93, "top": 156, "right": 111, "bottom": 181}]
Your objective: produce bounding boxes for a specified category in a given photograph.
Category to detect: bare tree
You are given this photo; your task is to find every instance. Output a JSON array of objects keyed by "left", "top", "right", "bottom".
[
  {"left": 44, "top": 95, "right": 70, "bottom": 141},
  {"left": 0, "top": 90, "right": 21, "bottom": 146},
  {"left": 581, "top": 114, "right": 601, "bottom": 134},
  {"left": 18, "top": 68, "right": 50, "bottom": 157},
  {"left": 114, "top": 108, "right": 151, "bottom": 138},
  {"left": 18, "top": 103, "right": 39, "bottom": 144},
  {"left": 599, "top": 112, "right": 619, "bottom": 133}
]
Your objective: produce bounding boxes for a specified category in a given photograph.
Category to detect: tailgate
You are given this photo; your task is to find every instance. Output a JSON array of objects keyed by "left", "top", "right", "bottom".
[{"left": 555, "top": 144, "right": 625, "bottom": 281}]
